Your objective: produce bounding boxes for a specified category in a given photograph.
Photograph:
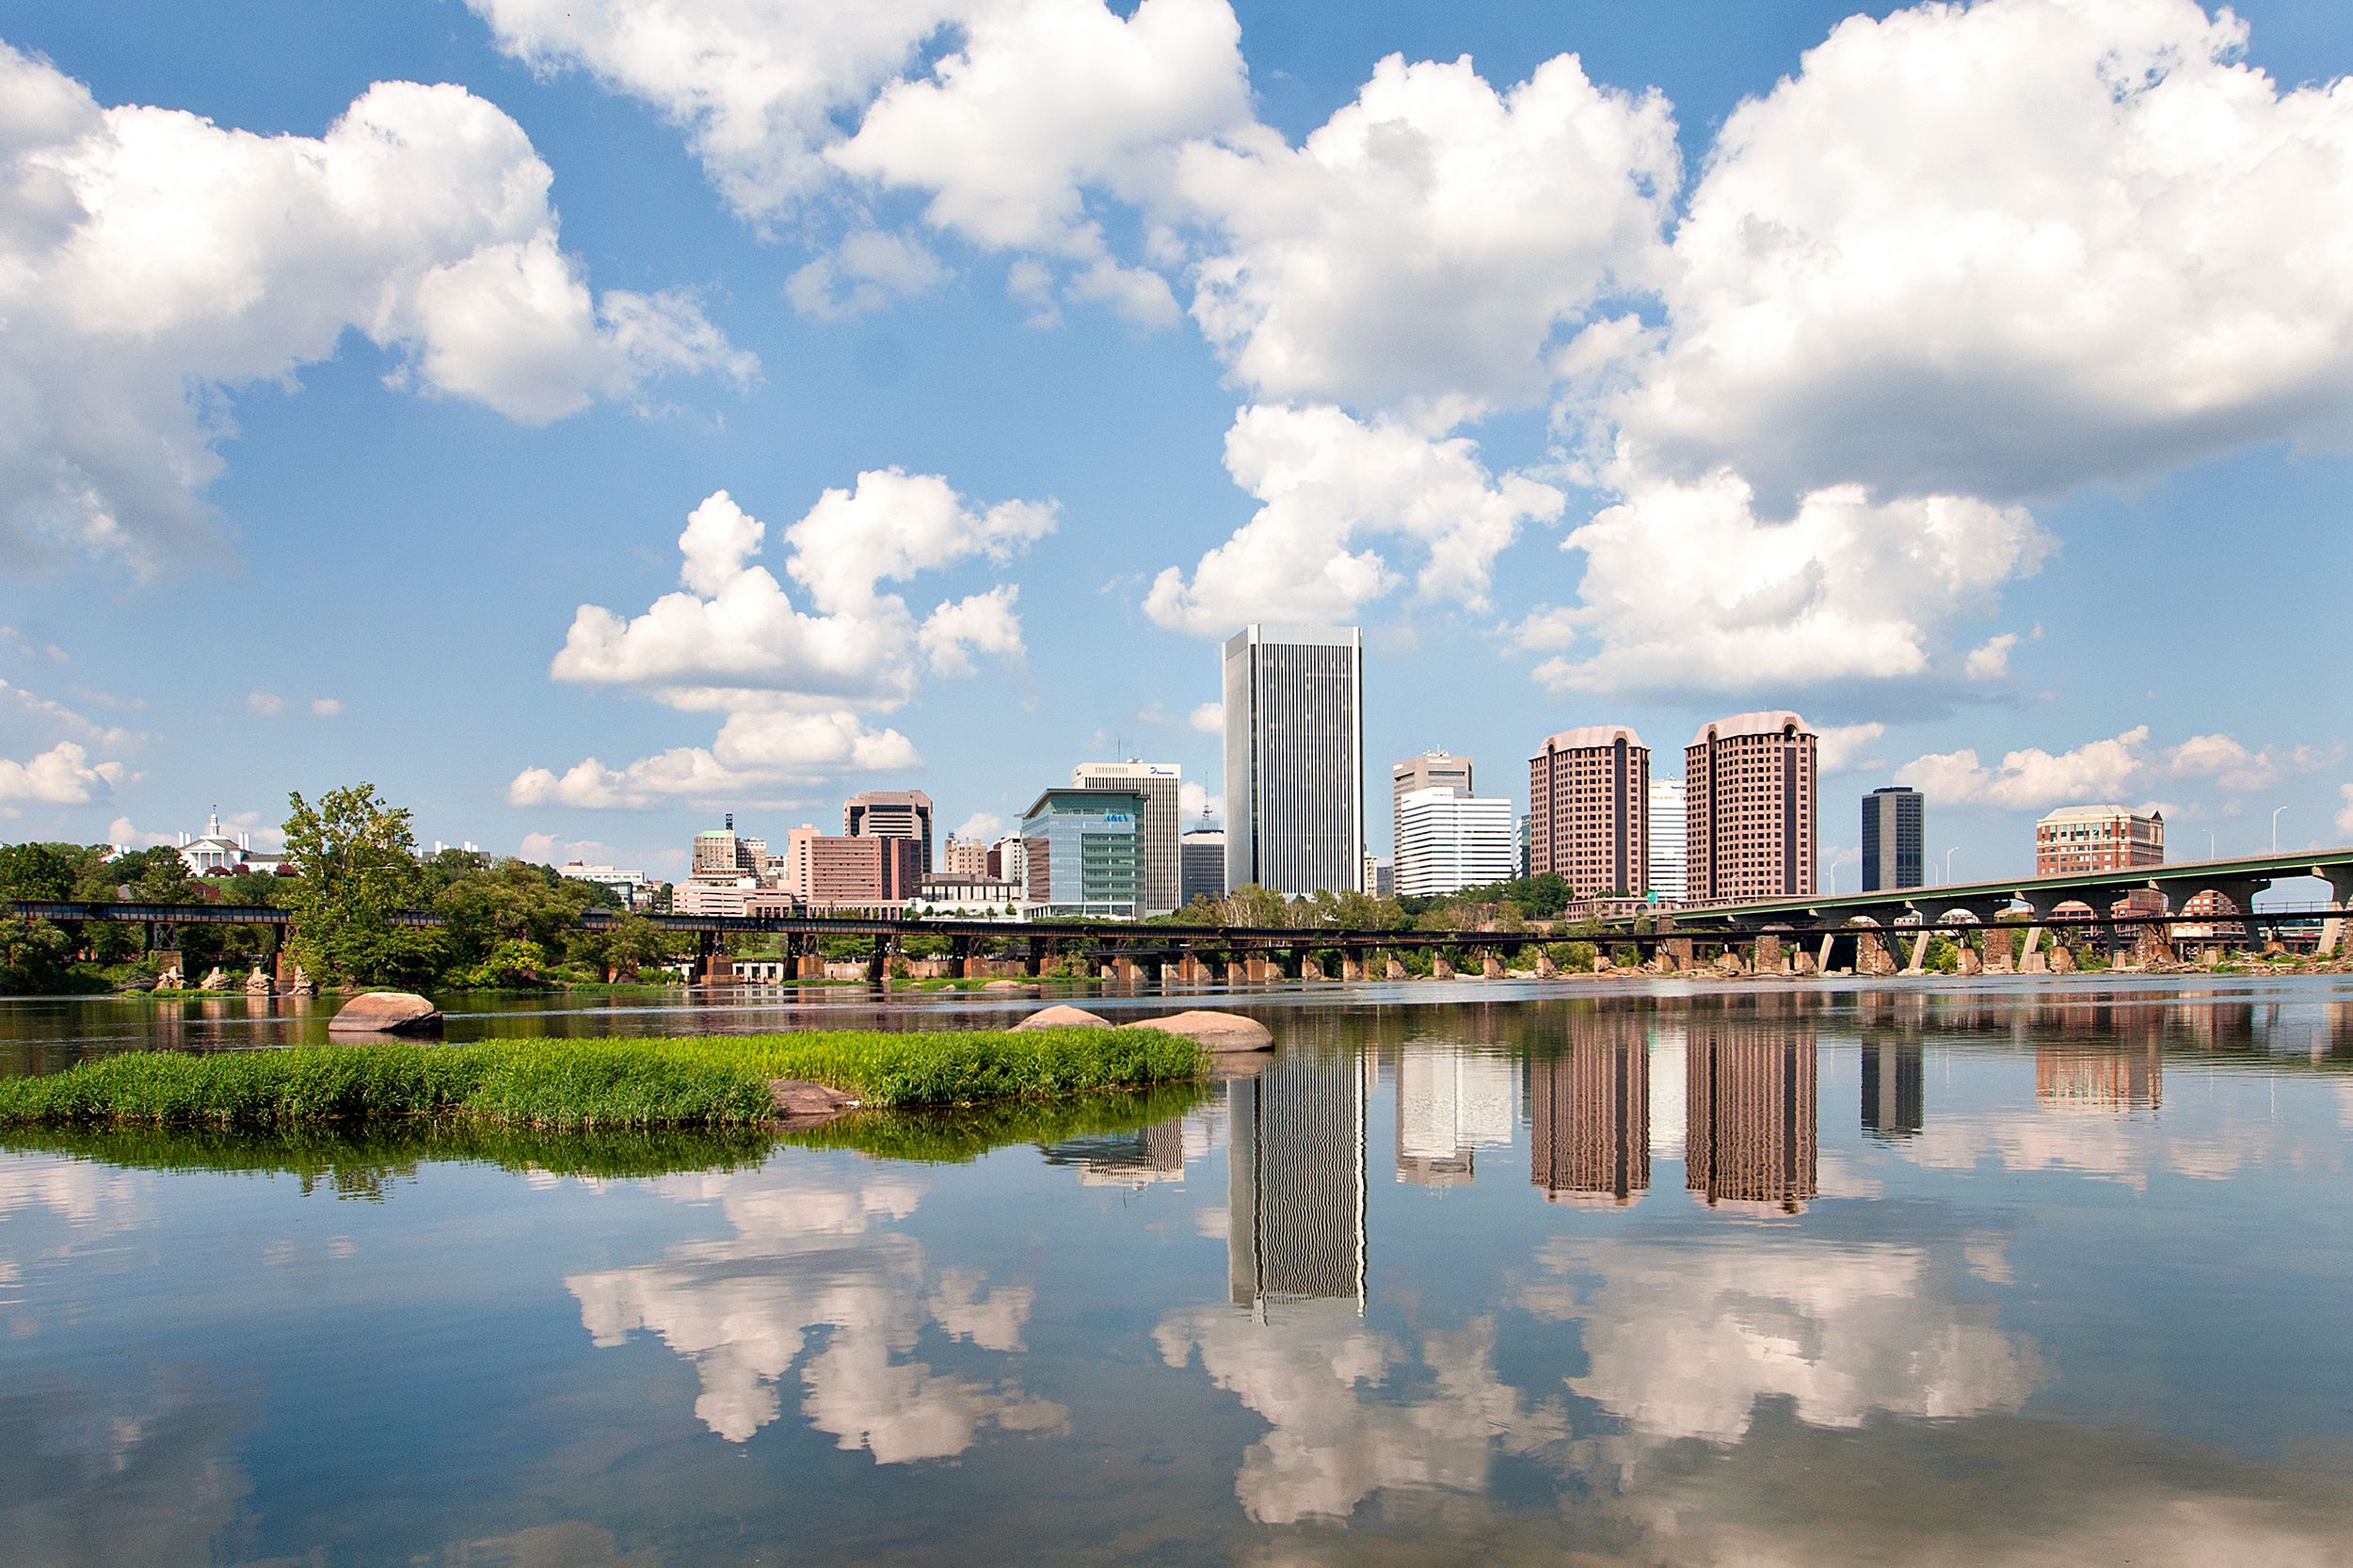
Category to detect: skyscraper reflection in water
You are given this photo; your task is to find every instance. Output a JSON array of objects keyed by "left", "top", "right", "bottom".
[
  {"left": 1528, "top": 1016, "right": 1650, "bottom": 1207},
  {"left": 1394, "top": 1040, "right": 1515, "bottom": 1187},
  {"left": 1686, "top": 1030, "right": 1819, "bottom": 1214},
  {"left": 2036, "top": 1043, "right": 2162, "bottom": 1109},
  {"left": 1227, "top": 1049, "right": 1368, "bottom": 1316},
  {"left": 1862, "top": 1041, "right": 1925, "bottom": 1139}
]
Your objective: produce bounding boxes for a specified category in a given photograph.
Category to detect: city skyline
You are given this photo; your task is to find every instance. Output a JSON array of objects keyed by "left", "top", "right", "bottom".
[{"left": 0, "top": 1, "right": 2346, "bottom": 904}]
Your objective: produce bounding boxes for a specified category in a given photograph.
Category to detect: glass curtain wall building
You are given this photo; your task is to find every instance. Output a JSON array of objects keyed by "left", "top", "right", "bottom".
[
  {"left": 1222, "top": 625, "right": 1365, "bottom": 898},
  {"left": 1019, "top": 789, "right": 1145, "bottom": 919}
]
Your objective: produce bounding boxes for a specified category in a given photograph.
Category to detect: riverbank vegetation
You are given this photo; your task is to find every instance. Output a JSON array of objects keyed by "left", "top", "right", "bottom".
[
  {"left": 0, "top": 1027, "right": 1208, "bottom": 1130},
  {"left": 0, "top": 1080, "right": 1209, "bottom": 1184},
  {"left": 0, "top": 783, "right": 694, "bottom": 995}
]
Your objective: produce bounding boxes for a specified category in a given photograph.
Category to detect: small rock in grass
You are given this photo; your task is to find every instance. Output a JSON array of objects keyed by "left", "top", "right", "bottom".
[
  {"left": 1014, "top": 1003, "right": 1111, "bottom": 1030},
  {"left": 1125, "top": 1010, "right": 1273, "bottom": 1052},
  {"left": 771, "top": 1079, "right": 859, "bottom": 1124},
  {"left": 328, "top": 991, "right": 444, "bottom": 1036}
]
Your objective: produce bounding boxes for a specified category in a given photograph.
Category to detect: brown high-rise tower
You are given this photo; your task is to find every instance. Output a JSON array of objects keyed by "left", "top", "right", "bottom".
[{"left": 1685, "top": 712, "right": 1817, "bottom": 904}]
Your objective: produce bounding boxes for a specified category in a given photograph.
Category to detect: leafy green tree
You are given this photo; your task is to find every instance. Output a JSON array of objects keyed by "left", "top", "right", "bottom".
[
  {"left": 281, "top": 784, "right": 441, "bottom": 987},
  {"left": 0, "top": 911, "right": 74, "bottom": 994}
]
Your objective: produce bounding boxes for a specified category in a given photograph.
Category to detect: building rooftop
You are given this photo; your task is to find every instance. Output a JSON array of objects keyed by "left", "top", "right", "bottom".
[
  {"left": 2038, "top": 803, "right": 2162, "bottom": 824},
  {"left": 1538, "top": 725, "right": 1643, "bottom": 752},
  {"left": 1690, "top": 710, "right": 1812, "bottom": 745}
]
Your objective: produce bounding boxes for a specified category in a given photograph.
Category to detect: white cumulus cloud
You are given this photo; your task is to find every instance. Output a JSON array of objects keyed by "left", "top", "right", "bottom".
[
  {"left": 1897, "top": 726, "right": 2152, "bottom": 810},
  {"left": 1176, "top": 50, "right": 1677, "bottom": 413},
  {"left": 520, "top": 475, "right": 1048, "bottom": 805},
  {"left": 0, "top": 46, "right": 750, "bottom": 569},
  {"left": 0, "top": 740, "right": 122, "bottom": 804},
  {"left": 1144, "top": 404, "right": 1561, "bottom": 633},
  {"left": 1188, "top": 700, "right": 1223, "bottom": 734},
  {"left": 1609, "top": 0, "right": 2353, "bottom": 505},
  {"left": 1527, "top": 461, "right": 2050, "bottom": 697}
]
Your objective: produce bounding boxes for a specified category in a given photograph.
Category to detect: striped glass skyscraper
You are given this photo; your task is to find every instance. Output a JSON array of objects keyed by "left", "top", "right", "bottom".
[{"left": 1222, "top": 625, "right": 1365, "bottom": 897}]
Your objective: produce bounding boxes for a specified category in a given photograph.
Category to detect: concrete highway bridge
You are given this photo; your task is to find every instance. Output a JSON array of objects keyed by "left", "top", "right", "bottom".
[{"left": 10, "top": 845, "right": 2348, "bottom": 983}]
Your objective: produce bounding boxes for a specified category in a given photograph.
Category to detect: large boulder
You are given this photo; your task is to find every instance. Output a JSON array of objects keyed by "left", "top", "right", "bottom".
[
  {"left": 771, "top": 1079, "right": 859, "bottom": 1125},
  {"left": 1014, "top": 1003, "right": 1111, "bottom": 1030},
  {"left": 328, "top": 991, "right": 444, "bottom": 1036},
  {"left": 1126, "top": 1010, "right": 1273, "bottom": 1053}
]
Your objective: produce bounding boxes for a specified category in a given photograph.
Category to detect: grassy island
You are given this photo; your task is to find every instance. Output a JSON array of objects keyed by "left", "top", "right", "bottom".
[{"left": 0, "top": 1028, "right": 1208, "bottom": 1132}]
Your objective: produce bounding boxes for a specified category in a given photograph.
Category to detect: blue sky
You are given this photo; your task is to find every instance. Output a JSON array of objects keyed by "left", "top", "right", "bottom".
[{"left": 0, "top": 0, "right": 2347, "bottom": 888}]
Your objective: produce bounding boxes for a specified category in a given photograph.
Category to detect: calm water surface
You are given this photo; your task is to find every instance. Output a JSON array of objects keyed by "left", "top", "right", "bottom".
[{"left": 6, "top": 977, "right": 2353, "bottom": 1565}]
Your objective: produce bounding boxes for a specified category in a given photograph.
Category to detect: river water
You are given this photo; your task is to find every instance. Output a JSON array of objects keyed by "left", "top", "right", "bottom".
[{"left": 5, "top": 976, "right": 2352, "bottom": 1566}]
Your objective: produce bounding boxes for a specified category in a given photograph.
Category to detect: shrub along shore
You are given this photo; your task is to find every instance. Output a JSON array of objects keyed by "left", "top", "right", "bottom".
[{"left": 0, "top": 1028, "right": 1208, "bottom": 1132}]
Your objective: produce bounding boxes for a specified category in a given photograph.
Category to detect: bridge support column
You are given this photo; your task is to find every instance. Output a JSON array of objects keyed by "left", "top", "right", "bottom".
[
  {"left": 2019, "top": 923, "right": 2048, "bottom": 973},
  {"left": 1905, "top": 929, "right": 1931, "bottom": 975},
  {"left": 1815, "top": 933, "right": 1834, "bottom": 974},
  {"left": 1855, "top": 931, "right": 1898, "bottom": 977},
  {"left": 952, "top": 936, "right": 979, "bottom": 978},
  {"left": 1958, "top": 938, "right": 1984, "bottom": 976},
  {"left": 1339, "top": 953, "right": 1365, "bottom": 982},
  {"left": 1431, "top": 953, "right": 1456, "bottom": 980},
  {"left": 866, "top": 936, "right": 889, "bottom": 984},
  {"left": 1535, "top": 950, "right": 1560, "bottom": 979},
  {"left": 2318, "top": 872, "right": 2352, "bottom": 957},
  {"left": 1300, "top": 954, "right": 1325, "bottom": 982},
  {"left": 1225, "top": 958, "right": 1250, "bottom": 986},
  {"left": 1791, "top": 945, "right": 1819, "bottom": 977},
  {"left": 1481, "top": 951, "right": 1504, "bottom": 979},
  {"left": 1385, "top": 955, "right": 1408, "bottom": 980},
  {"left": 1111, "top": 955, "right": 1143, "bottom": 984},
  {"left": 1755, "top": 935, "right": 1785, "bottom": 975},
  {"left": 695, "top": 933, "right": 728, "bottom": 986}
]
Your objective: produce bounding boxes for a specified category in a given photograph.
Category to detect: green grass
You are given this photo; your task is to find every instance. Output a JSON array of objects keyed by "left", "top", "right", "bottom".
[{"left": 0, "top": 1027, "right": 1208, "bottom": 1131}]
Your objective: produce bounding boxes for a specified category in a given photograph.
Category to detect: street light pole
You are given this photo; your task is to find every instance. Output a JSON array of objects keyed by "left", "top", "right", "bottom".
[
  {"left": 2273, "top": 805, "right": 2287, "bottom": 852},
  {"left": 1945, "top": 846, "right": 1959, "bottom": 884}
]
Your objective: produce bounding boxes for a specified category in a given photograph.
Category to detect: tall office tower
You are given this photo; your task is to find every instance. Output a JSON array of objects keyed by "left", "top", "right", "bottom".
[
  {"left": 2034, "top": 805, "right": 2165, "bottom": 875},
  {"left": 843, "top": 790, "right": 936, "bottom": 873},
  {"left": 1073, "top": 760, "right": 1182, "bottom": 916},
  {"left": 941, "top": 834, "right": 991, "bottom": 876},
  {"left": 1685, "top": 712, "right": 1817, "bottom": 904},
  {"left": 1529, "top": 1017, "right": 1651, "bottom": 1207},
  {"left": 1223, "top": 625, "right": 1365, "bottom": 898},
  {"left": 1528, "top": 726, "right": 1649, "bottom": 897},
  {"left": 1647, "top": 779, "right": 1687, "bottom": 903},
  {"left": 1685, "top": 1030, "right": 1818, "bottom": 1214},
  {"left": 1180, "top": 826, "right": 1226, "bottom": 907},
  {"left": 1393, "top": 788, "right": 1515, "bottom": 897},
  {"left": 1861, "top": 787, "right": 1925, "bottom": 890},
  {"left": 1395, "top": 1042, "right": 1516, "bottom": 1188},
  {"left": 1020, "top": 788, "right": 1145, "bottom": 919},
  {"left": 1391, "top": 751, "right": 1472, "bottom": 865},
  {"left": 1362, "top": 855, "right": 1395, "bottom": 898},
  {"left": 1861, "top": 1042, "right": 1925, "bottom": 1139},
  {"left": 1226, "top": 1048, "right": 1368, "bottom": 1313},
  {"left": 1517, "top": 813, "right": 1531, "bottom": 878}
]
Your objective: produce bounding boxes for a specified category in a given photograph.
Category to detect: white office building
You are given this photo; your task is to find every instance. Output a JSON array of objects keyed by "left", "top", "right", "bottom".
[
  {"left": 1394, "top": 787, "right": 1515, "bottom": 898},
  {"left": 1222, "top": 625, "right": 1365, "bottom": 897},
  {"left": 1647, "top": 778, "right": 1688, "bottom": 904}
]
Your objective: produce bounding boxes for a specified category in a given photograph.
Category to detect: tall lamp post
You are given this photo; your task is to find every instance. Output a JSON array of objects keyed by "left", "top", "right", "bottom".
[
  {"left": 1945, "top": 846, "right": 1959, "bottom": 885},
  {"left": 2273, "top": 805, "right": 2288, "bottom": 852}
]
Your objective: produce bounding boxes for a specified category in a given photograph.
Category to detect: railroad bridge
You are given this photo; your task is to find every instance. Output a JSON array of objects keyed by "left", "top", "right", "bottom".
[{"left": 10, "top": 845, "right": 2349, "bottom": 984}]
